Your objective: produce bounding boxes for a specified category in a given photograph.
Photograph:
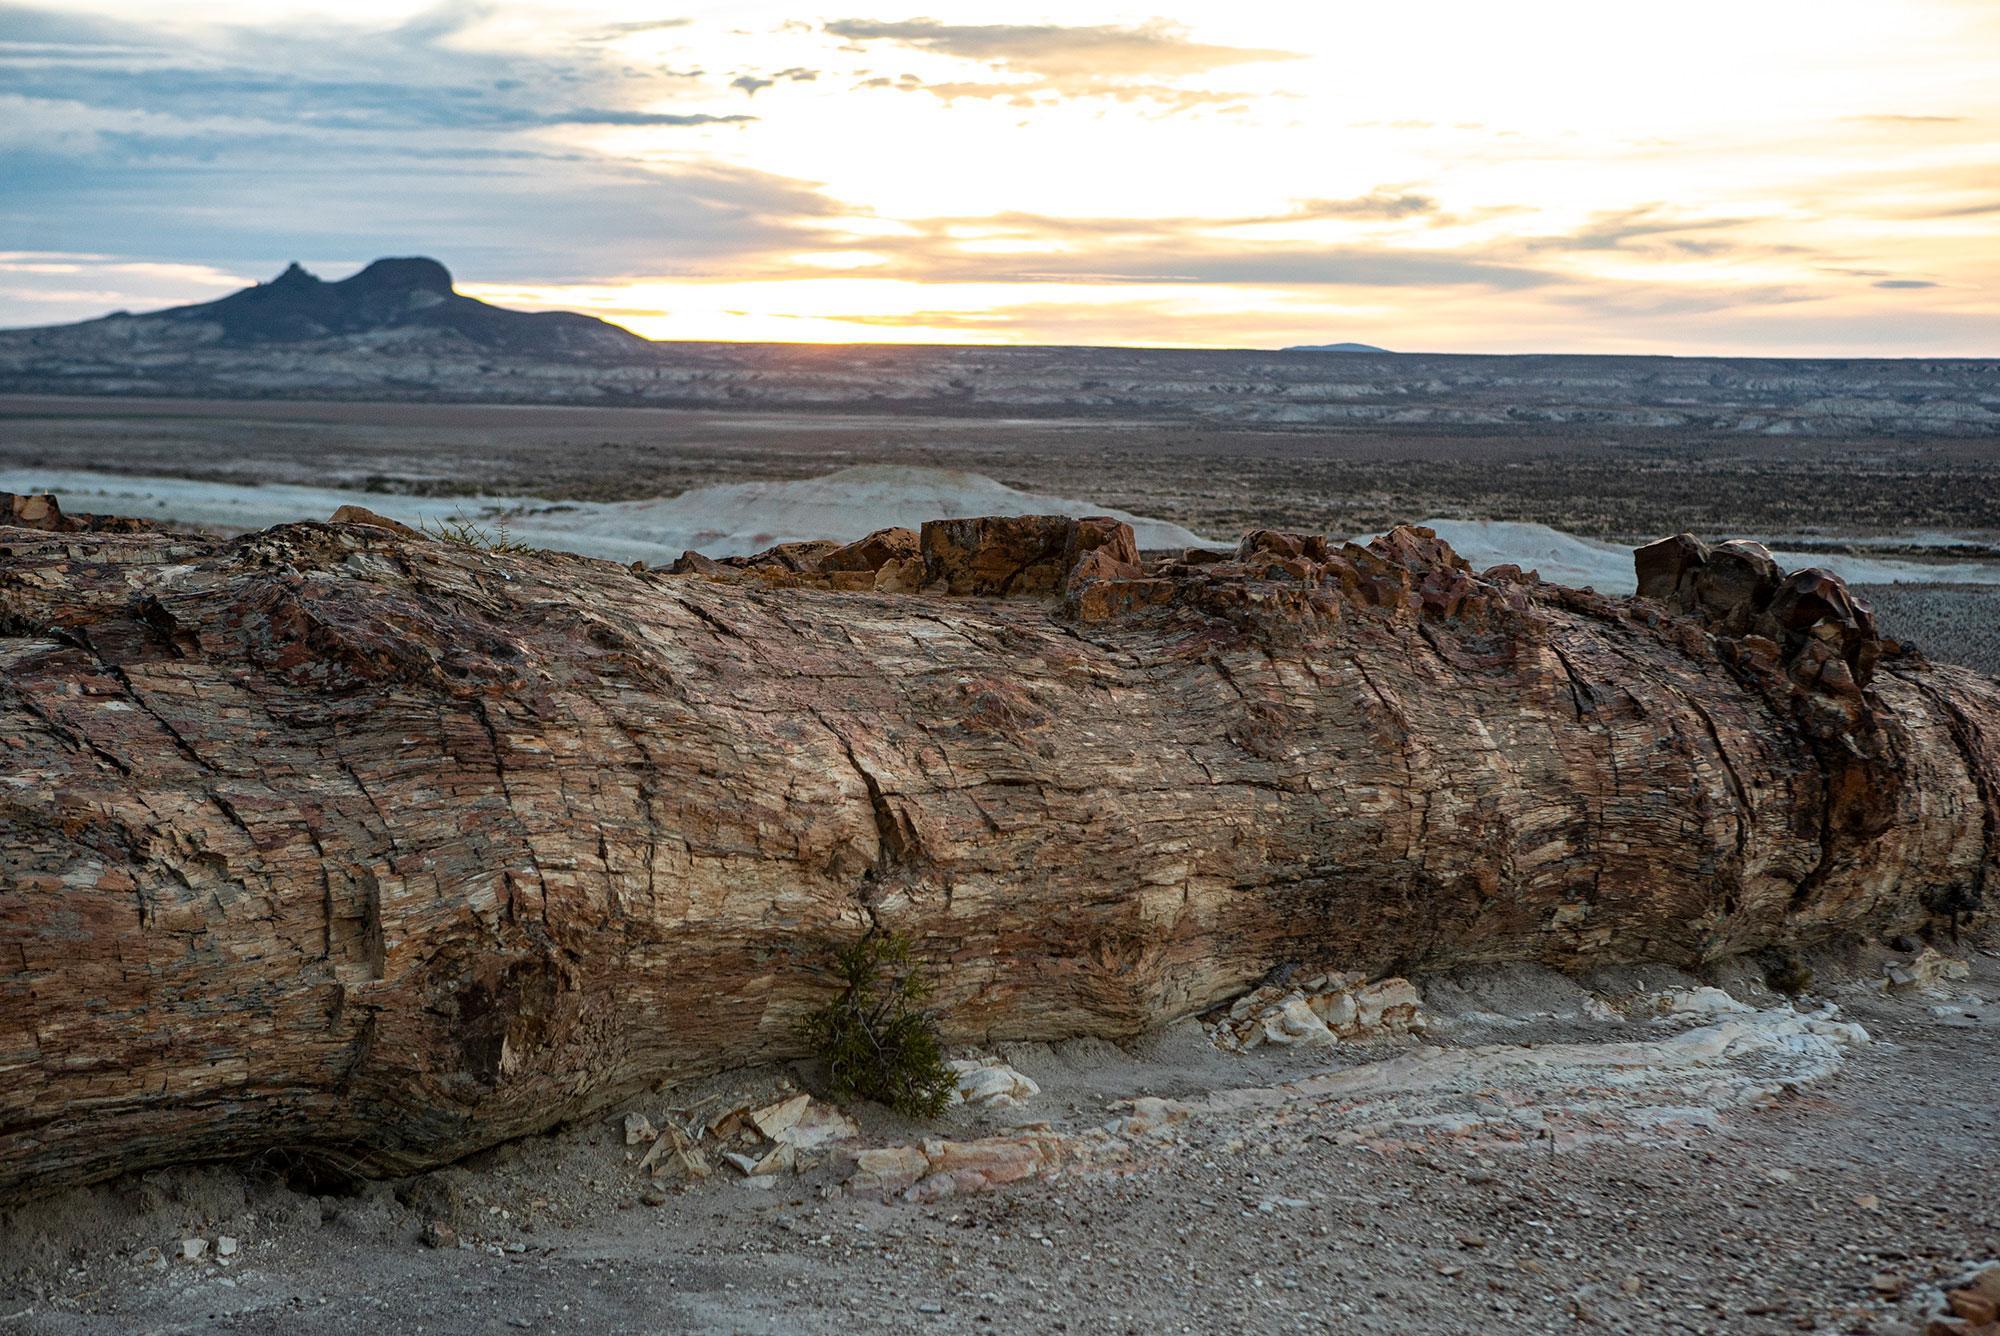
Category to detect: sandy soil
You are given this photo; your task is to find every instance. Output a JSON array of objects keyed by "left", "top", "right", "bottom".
[{"left": 3, "top": 947, "right": 1992, "bottom": 1336}]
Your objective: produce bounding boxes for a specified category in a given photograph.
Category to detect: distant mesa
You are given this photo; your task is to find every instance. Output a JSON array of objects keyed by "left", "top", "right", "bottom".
[
  {"left": 29, "top": 256, "right": 647, "bottom": 356},
  {"left": 1285, "top": 342, "right": 1393, "bottom": 354}
]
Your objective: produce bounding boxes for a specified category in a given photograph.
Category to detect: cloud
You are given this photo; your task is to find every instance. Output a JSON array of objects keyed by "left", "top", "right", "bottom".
[
  {"left": 0, "top": 2, "right": 742, "bottom": 135},
  {"left": 728, "top": 67, "right": 818, "bottom": 97},
  {"left": 1524, "top": 206, "right": 1752, "bottom": 254},
  {"left": 882, "top": 78, "right": 1253, "bottom": 111},
  {"left": 1289, "top": 192, "right": 1438, "bottom": 221},
  {"left": 757, "top": 201, "right": 1557, "bottom": 292},
  {"left": 1846, "top": 113, "right": 1968, "bottom": 124},
  {"left": 1875, "top": 279, "right": 1940, "bottom": 289},
  {"left": 1546, "top": 284, "right": 1819, "bottom": 319},
  {"left": 549, "top": 108, "right": 753, "bottom": 126},
  {"left": 826, "top": 17, "right": 1299, "bottom": 109},
  {"left": 0, "top": 2, "right": 124, "bottom": 44},
  {"left": 597, "top": 19, "right": 692, "bottom": 35},
  {"left": 811, "top": 226, "right": 1559, "bottom": 291},
  {"left": 0, "top": 0, "right": 845, "bottom": 313},
  {"left": 823, "top": 18, "right": 1300, "bottom": 77},
  {"left": 1931, "top": 199, "right": 2000, "bottom": 217}
]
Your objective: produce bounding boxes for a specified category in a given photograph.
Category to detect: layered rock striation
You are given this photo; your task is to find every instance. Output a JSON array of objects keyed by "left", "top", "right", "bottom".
[{"left": 0, "top": 498, "right": 1993, "bottom": 1197}]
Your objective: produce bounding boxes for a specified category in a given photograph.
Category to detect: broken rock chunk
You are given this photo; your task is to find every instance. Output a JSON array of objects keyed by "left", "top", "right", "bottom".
[
  {"left": 1213, "top": 973, "right": 1425, "bottom": 1052},
  {"left": 328, "top": 504, "right": 422, "bottom": 537},
  {"left": 948, "top": 1058, "right": 1042, "bottom": 1109},
  {"left": 723, "top": 1143, "right": 798, "bottom": 1177},
  {"left": 750, "top": 1093, "right": 860, "bottom": 1149},
  {"left": 1885, "top": 947, "right": 1971, "bottom": 993},
  {"left": 636, "top": 1125, "right": 711, "bottom": 1181}
]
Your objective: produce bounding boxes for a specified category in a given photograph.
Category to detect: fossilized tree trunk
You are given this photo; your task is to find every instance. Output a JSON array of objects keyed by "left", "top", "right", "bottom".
[{"left": 0, "top": 506, "right": 1993, "bottom": 1199}]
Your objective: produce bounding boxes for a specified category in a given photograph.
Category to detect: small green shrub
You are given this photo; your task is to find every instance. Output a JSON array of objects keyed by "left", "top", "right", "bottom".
[
  {"left": 798, "top": 931, "right": 956, "bottom": 1119},
  {"left": 424, "top": 515, "right": 535, "bottom": 556}
]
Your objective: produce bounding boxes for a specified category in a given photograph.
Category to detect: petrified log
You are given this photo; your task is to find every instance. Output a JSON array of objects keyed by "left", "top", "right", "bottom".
[{"left": 1, "top": 508, "right": 1994, "bottom": 1199}]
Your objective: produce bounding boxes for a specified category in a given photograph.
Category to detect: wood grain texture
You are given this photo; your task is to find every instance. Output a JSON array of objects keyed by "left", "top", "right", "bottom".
[{"left": 1, "top": 513, "right": 1992, "bottom": 1198}]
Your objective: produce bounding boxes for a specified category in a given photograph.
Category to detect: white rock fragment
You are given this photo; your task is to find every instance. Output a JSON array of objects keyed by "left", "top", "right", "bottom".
[
  {"left": 949, "top": 1058, "right": 1042, "bottom": 1108},
  {"left": 1653, "top": 986, "right": 1756, "bottom": 1020},
  {"left": 1885, "top": 947, "right": 1970, "bottom": 993},
  {"left": 748, "top": 1093, "right": 858, "bottom": 1149},
  {"left": 749, "top": 1094, "right": 811, "bottom": 1142},
  {"left": 178, "top": 1238, "right": 208, "bottom": 1263},
  {"left": 216, "top": 1236, "right": 239, "bottom": 1258},
  {"left": 724, "top": 1142, "right": 798, "bottom": 1177},
  {"left": 623, "top": 1112, "right": 658, "bottom": 1146},
  {"left": 1212, "top": 973, "right": 1424, "bottom": 1052},
  {"left": 637, "top": 1125, "right": 710, "bottom": 1180}
]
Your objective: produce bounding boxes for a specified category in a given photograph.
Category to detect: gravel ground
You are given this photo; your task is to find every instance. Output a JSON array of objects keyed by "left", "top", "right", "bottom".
[
  {"left": 1856, "top": 584, "right": 2000, "bottom": 679},
  {"left": 6, "top": 395, "right": 1999, "bottom": 677},
  {"left": 3, "top": 949, "right": 1992, "bottom": 1336},
  {"left": 5, "top": 395, "right": 1998, "bottom": 546}
]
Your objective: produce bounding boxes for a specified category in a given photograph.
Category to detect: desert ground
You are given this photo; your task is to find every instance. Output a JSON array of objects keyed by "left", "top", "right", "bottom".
[
  {"left": 3, "top": 394, "right": 1996, "bottom": 671},
  {"left": 1, "top": 392, "right": 1996, "bottom": 1334},
  {"left": 7, "top": 395, "right": 1999, "bottom": 541},
  {"left": 1, "top": 950, "right": 1993, "bottom": 1336}
]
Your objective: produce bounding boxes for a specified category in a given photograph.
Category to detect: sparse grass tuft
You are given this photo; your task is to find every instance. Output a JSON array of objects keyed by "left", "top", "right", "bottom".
[{"left": 798, "top": 931, "right": 956, "bottom": 1120}]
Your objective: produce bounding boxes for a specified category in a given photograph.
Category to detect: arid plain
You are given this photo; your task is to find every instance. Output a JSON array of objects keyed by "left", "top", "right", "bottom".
[{"left": 5, "top": 392, "right": 1997, "bottom": 672}]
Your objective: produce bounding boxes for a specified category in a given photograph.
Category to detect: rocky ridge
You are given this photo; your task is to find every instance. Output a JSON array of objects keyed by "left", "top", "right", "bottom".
[{"left": 2, "top": 258, "right": 643, "bottom": 358}]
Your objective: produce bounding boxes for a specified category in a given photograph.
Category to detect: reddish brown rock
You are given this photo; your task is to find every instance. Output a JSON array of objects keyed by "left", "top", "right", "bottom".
[
  {"left": 0, "top": 510, "right": 1994, "bottom": 1200},
  {"left": 820, "top": 527, "right": 919, "bottom": 574},
  {"left": 1237, "top": 530, "right": 1331, "bottom": 565},
  {"left": 2, "top": 492, "right": 158, "bottom": 535},
  {"left": 872, "top": 556, "right": 924, "bottom": 594},
  {"left": 1063, "top": 547, "right": 1144, "bottom": 592},
  {"left": 734, "top": 540, "right": 842, "bottom": 574},
  {"left": 919, "top": 515, "right": 1138, "bottom": 597},
  {"left": 327, "top": 504, "right": 423, "bottom": 537},
  {"left": 1370, "top": 524, "right": 1472, "bottom": 577},
  {"left": 4, "top": 493, "right": 64, "bottom": 532},
  {"left": 1634, "top": 532, "right": 1708, "bottom": 603},
  {"left": 920, "top": 515, "right": 1072, "bottom": 594},
  {"left": 1065, "top": 515, "right": 1139, "bottom": 569},
  {"left": 667, "top": 549, "right": 735, "bottom": 578}
]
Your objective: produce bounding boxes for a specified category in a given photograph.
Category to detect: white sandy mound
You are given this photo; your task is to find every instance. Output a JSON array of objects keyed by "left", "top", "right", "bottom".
[
  {"left": 0, "top": 465, "right": 1212, "bottom": 563},
  {"left": 550, "top": 466, "right": 1213, "bottom": 556},
  {"left": 6, "top": 464, "right": 1994, "bottom": 587},
  {"left": 1361, "top": 519, "right": 2000, "bottom": 594}
]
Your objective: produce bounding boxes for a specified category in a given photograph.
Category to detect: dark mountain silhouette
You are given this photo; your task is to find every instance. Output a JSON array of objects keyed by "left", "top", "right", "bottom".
[{"left": 27, "top": 257, "right": 647, "bottom": 355}]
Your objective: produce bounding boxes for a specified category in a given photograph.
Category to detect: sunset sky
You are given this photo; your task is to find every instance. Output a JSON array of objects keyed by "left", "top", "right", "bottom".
[{"left": 2, "top": 0, "right": 1996, "bottom": 353}]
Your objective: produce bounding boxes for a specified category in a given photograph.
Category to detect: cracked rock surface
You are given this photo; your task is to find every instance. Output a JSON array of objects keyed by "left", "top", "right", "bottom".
[{"left": 1, "top": 507, "right": 1994, "bottom": 1197}]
